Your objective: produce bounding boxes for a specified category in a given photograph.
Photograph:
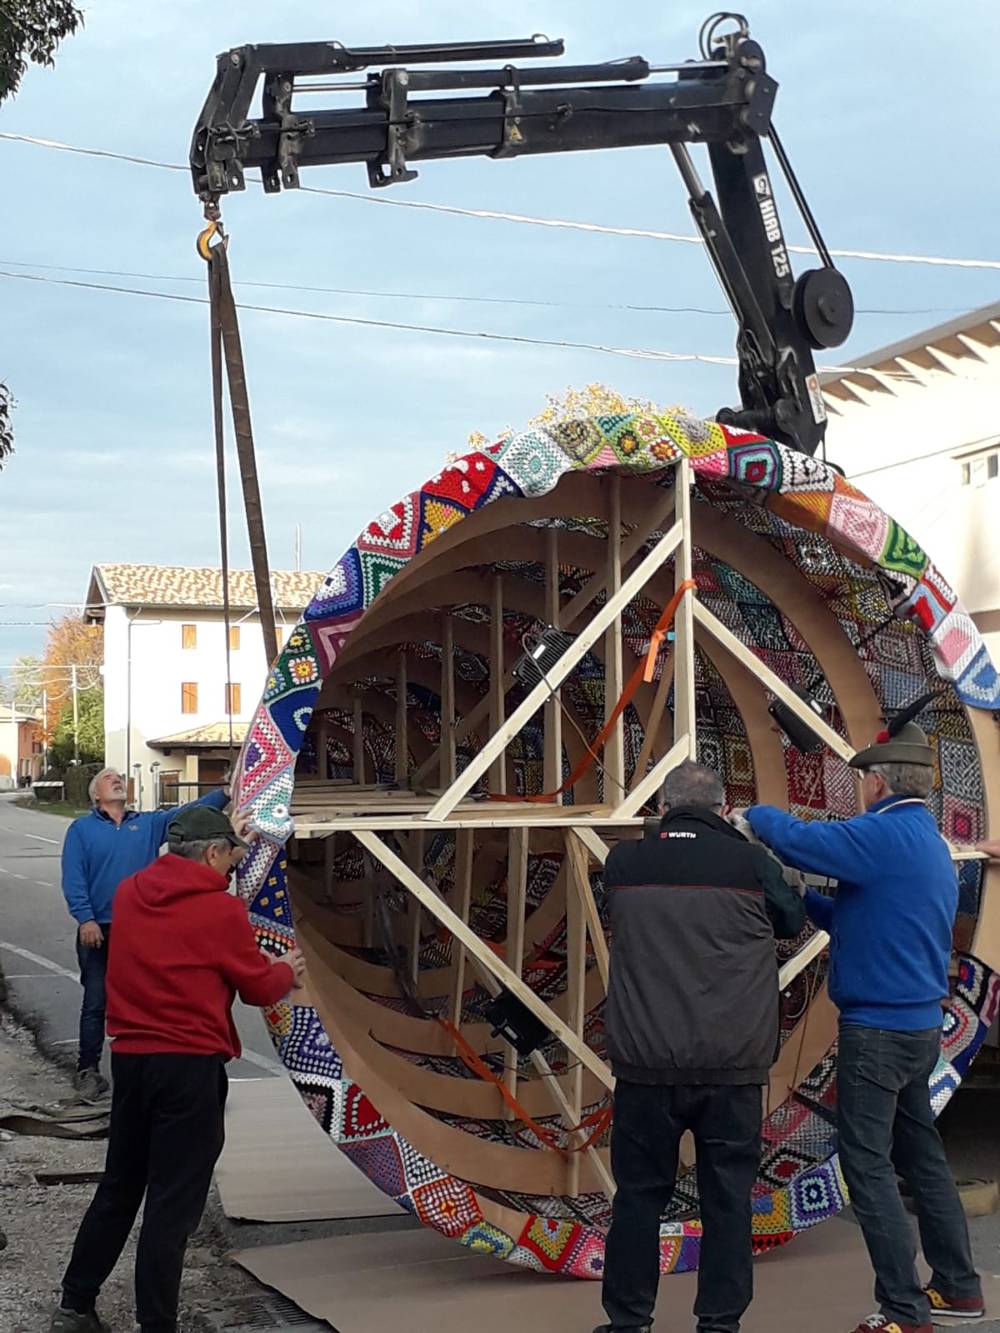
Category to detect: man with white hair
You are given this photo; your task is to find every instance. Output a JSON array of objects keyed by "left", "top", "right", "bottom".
[
  {"left": 60, "top": 767, "right": 229, "bottom": 1100},
  {"left": 50, "top": 803, "right": 303, "bottom": 1333}
]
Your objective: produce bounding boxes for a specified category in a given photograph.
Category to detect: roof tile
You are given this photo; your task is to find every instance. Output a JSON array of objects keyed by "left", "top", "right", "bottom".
[{"left": 90, "top": 565, "right": 325, "bottom": 612}]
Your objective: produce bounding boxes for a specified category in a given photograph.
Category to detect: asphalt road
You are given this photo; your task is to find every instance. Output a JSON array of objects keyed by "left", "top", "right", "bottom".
[{"left": 0, "top": 792, "right": 282, "bottom": 1081}]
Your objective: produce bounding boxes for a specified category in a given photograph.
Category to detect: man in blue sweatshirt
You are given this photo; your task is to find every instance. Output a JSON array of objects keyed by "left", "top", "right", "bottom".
[
  {"left": 61, "top": 767, "right": 229, "bottom": 1101},
  {"left": 746, "top": 722, "right": 982, "bottom": 1333}
]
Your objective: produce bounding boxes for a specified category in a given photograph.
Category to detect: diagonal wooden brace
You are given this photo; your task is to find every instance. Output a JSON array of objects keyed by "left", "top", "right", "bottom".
[
  {"left": 354, "top": 829, "right": 615, "bottom": 1089},
  {"left": 425, "top": 517, "right": 685, "bottom": 821}
]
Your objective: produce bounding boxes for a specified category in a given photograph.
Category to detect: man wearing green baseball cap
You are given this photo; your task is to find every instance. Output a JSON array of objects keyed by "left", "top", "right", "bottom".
[{"left": 51, "top": 805, "right": 304, "bottom": 1333}]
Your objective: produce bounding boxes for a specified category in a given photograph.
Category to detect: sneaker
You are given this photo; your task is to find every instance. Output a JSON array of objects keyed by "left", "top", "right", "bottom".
[
  {"left": 72, "top": 1068, "right": 110, "bottom": 1102},
  {"left": 49, "top": 1309, "right": 111, "bottom": 1333},
  {"left": 925, "top": 1286, "right": 986, "bottom": 1321},
  {"left": 852, "top": 1318, "right": 932, "bottom": 1333}
]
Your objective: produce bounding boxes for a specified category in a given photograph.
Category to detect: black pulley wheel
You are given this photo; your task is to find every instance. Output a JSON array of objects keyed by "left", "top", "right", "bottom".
[{"left": 793, "top": 268, "right": 854, "bottom": 349}]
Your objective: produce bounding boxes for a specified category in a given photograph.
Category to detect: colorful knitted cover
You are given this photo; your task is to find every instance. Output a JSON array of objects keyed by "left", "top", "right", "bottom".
[{"left": 234, "top": 410, "right": 1000, "bottom": 1278}]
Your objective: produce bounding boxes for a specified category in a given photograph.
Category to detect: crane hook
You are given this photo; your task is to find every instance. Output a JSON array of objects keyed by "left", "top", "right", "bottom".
[
  {"left": 197, "top": 199, "right": 226, "bottom": 262},
  {"left": 197, "top": 217, "right": 226, "bottom": 262}
]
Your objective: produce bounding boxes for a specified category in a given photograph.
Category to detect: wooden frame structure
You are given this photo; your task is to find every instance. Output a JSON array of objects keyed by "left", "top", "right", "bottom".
[{"left": 280, "top": 452, "right": 993, "bottom": 1207}]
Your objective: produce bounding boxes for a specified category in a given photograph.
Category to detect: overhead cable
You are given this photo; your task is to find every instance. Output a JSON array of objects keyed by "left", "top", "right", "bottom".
[
  {"left": 0, "top": 258, "right": 962, "bottom": 318},
  {"left": 0, "top": 266, "right": 947, "bottom": 378},
  {"left": 3, "top": 131, "right": 999, "bottom": 272}
]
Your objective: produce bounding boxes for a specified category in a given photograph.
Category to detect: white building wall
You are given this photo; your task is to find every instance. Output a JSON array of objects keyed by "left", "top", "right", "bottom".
[
  {"left": 103, "top": 604, "right": 129, "bottom": 779},
  {"left": 823, "top": 341, "right": 1000, "bottom": 663},
  {"left": 103, "top": 607, "right": 294, "bottom": 808}
]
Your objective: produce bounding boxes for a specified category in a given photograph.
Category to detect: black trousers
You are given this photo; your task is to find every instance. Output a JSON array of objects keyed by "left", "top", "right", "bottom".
[
  {"left": 61, "top": 1052, "right": 228, "bottom": 1333},
  {"left": 602, "top": 1081, "right": 762, "bottom": 1333},
  {"left": 837, "top": 1024, "right": 980, "bottom": 1327}
]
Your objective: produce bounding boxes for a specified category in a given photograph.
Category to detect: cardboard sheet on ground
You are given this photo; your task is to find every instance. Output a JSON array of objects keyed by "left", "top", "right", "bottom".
[
  {"left": 0, "top": 1098, "right": 110, "bottom": 1140},
  {"left": 215, "top": 1077, "right": 403, "bottom": 1223},
  {"left": 232, "top": 1221, "right": 1000, "bottom": 1333}
]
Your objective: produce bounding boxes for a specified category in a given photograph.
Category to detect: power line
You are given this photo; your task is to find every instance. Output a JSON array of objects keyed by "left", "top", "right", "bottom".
[
  {"left": 300, "top": 184, "right": 1000, "bottom": 273},
  {"left": 0, "top": 266, "right": 956, "bottom": 378},
  {"left": 0, "top": 130, "right": 184, "bottom": 173},
  {"left": 3, "top": 130, "right": 999, "bottom": 272},
  {"left": 0, "top": 258, "right": 963, "bottom": 318},
  {"left": 0, "top": 267, "right": 775, "bottom": 368}
]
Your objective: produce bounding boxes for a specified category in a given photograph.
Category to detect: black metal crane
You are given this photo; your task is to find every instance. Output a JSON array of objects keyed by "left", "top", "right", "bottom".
[{"left": 191, "top": 14, "right": 855, "bottom": 459}]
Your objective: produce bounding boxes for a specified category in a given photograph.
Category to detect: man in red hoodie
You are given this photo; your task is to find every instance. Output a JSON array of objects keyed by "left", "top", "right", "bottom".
[{"left": 50, "top": 804, "right": 304, "bottom": 1333}]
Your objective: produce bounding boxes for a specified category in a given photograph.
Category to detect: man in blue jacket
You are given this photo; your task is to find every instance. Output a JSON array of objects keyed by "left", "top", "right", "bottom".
[
  {"left": 746, "top": 723, "right": 982, "bottom": 1333},
  {"left": 61, "top": 767, "right": 229, "bottom": 1101}
]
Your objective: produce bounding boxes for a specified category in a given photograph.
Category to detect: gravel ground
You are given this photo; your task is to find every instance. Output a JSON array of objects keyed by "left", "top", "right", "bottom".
[
  {"left": 0, "top": 1012, "right": 253, "bottom": 1332},
  {"left": 0, "top": 1011, "right": 417, "bottom": 1332}
]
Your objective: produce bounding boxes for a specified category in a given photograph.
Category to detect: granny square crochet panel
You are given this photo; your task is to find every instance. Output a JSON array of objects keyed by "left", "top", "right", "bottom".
[{"left": 234, "top": 409, "right": 999, "bottom": 1279}]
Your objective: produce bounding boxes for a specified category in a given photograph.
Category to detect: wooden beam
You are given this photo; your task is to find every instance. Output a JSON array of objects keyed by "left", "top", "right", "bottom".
[
  {"left": 613, "top": 737, "right": 689, "bottom": 819},
  {"left": 360, "top": 844, "right": 376, "bottom": 950},
  {"left": 603, "top": 474, "right": 626, "bottom": 801},
  {"left": 352, "top": 693, "right": 364, "bottom": 784},
  {"left": 353, "top": 830, "right": 614, "bottom": 1088},
  {"left": 459, "top": 943, "right": 615, "bottom": 1194},
  {"left": 409, "top": 487, "right": 676, "bottom": 788},
  {"left": 322, "top": 831, "right": 336, "bottom": 906},
  {"left": 295, "top": 811, "right": 642, "bottom": 836},
  {"left": 404, "top": 830, "right": 426, "bottom": 986},
  {"left": 449, "top": 830, "right": 474, "bottom": 1026},
  {"left": 778, "top": 929, "right": 830, "bottom": 991},
  {"left": 692, "top": 600, "right": 855, "bottom": 762},
  {"left": 631, "top": 648, "right": 674, "bottom": 789},
  {"left": 573, "top": 825, "right": 612, "bottom": 866},
  {"left": 504, "top": 827, "right": 530, "bottom": 1113},
  {"left": 425, "top": 517, "right": 685, "bottom": 821},
  {"left": 394, "top": 650, "right": 408, "bottom": 785},
  {"left": 317, "top": 712, "right": 330, "bottom": 780},
  {"left": 440, "top": 615, "right": 457, "bottom": 788},
  {"left": 672, "top": 455, "right": 697, "bottom": 759},
  {"left": 530, "top": 1048, "right": 616, "bottom": 1200},
  {"left": 564, "top": 825, "right": 587, "bottom": 1196},
  {"left": 544, "top": 527, "right": 563, "bottom": 796},
  {"left": 565, "top": 831, "right": 610, "bottom": 991},
  {"left": 559, "top": 488, "right": 675, "bottom": 630},
  {"left": 489, "top": 574, "right": 507, "bottom": 794}
]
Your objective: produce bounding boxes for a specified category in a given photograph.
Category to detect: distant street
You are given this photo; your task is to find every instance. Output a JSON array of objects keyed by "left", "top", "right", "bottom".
[{"left": 0, "top": 793, "right": 281, "bottom": 1081}]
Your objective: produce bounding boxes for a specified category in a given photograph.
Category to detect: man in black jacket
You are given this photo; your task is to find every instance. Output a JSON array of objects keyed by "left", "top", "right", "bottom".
[{"left": 596, "top": 760, "right": 805, "bottom": 1333}]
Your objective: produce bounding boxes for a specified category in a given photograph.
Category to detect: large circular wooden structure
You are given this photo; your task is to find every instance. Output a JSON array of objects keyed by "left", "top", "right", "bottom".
[{"left": 233, "top": 409, "right": 1000, "bottom": 1278}]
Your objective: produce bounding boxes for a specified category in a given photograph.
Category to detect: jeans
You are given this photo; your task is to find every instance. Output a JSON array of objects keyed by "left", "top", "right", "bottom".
[
  {"left": 76, "top": 923, "right": 111, "bottom": 1072},
  {"left": 602, "top": 1081, "right": 762, "bottom": 1332},
  {"left": 61, "top": 1052, "right": 228, "bottom": 1333},
  {"left": 837, "top": 1024, "right": 981, "bottom": 1326}
]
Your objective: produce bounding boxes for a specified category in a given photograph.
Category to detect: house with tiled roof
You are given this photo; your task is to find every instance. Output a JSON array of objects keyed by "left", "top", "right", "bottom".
[{"left": 83, "top": 564, "right": 324, "bottom": 808}]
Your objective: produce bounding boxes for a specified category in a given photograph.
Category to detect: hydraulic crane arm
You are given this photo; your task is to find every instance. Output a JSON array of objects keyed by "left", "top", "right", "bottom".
[{"left": 190, "top": 15, "right": 854, "bottom": 456}]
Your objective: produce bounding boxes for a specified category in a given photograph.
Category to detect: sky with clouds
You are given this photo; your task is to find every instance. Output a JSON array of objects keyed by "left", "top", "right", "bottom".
[{"left": 1, "top": 0, "right": 998, "bottom": 669}]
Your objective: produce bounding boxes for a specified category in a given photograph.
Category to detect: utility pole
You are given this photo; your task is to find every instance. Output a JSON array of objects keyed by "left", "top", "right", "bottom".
[
  {"left": 71, "top": 663, "right": 79, "bottom": 765},
  {"left": 41, "top": 688, "right": 48, "bottom": 774}
]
